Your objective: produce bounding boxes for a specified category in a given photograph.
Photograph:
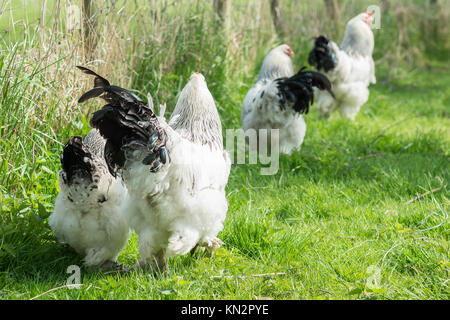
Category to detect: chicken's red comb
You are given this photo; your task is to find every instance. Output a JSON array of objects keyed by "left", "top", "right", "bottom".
[{"left": 365, "top": 11, "right": 372, "bottom": 17}]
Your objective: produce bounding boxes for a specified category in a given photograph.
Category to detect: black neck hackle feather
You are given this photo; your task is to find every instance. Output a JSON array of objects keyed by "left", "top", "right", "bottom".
[
  {"left": 308, "top": 36, "right": 337, "bottom": 72},
  {"left": 275, "top": 67, "right": 334, "bottom": 114},
  {"left": 61, "top": 136, "right": 93, "bottom": 184}
]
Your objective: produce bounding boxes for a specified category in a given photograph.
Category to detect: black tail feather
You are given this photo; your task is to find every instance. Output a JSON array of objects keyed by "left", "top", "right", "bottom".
[
  {"left": 78, "top": 87, "right": 108, "bottom": 104},
  {"left": 76, "top": 66, "right": 110, "bottom": 88},
  {"left": 77, "top": 66, "right": 167, "bottom": 175},
  {"left": 276, "top": 67, "right": 334, "bottom": 114},
  {"left": 308, "top": 35, "right": 337, "bottom": 72},
  {"left": 60, "top": 136, "right": 93, "bottom": 184},
  {"left": 90, "top": 103, "right": 167, "bottom": 175},
  {"left": 297, "top": 69, "right": 335, "bottom": 99},
  {"left": 77, "top": 66, "right": 143, "bottom": 105}
]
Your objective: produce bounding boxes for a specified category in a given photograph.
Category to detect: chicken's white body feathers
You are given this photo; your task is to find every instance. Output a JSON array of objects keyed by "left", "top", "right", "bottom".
[
  {"left": 49, "top": 130, "right": 129, "bottom": 267},
  {"left": 241, "top": 45, "right": 306, "bottom": 155},
  {"left": 316, "top": 14, "right": 376, "bottom": 120},
  {"left": 125, "top": 125, "right": 230, "bottom": 258},
  {"left": 122, "top": 74, "right": 230, "bottom": 265},
  {"left": 242, "top": 79, "right": 306, "bottom": 154}
]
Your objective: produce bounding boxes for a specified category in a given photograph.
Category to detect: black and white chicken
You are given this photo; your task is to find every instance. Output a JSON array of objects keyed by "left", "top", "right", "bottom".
[
  {"left": 49, "top": 129, "right": 129, "bottom": 269},
  {"left": 80, "top": 68, "right": 231, "bottom": 271},
  {"left": 241, "top": 44, "right": 334, "bottom": 154},
  {"left": 308, "top": 12, "right": 376, "bottom": 120}
]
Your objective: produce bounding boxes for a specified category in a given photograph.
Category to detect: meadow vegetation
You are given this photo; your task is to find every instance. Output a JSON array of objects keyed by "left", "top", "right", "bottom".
[{"left": 0, "top": 0, "right": 448, "bottom": 299}]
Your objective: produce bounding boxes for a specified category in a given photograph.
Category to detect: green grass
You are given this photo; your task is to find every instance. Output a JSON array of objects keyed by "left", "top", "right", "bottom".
[
  {"left": 0, "top": 0, "right": 57, "bottom": 42},
  {"left": 0, "top": 0, "right": 449, "bottom": 300},
  {"left": 1, "top": 63, "right": 448, "bottom": 299}
]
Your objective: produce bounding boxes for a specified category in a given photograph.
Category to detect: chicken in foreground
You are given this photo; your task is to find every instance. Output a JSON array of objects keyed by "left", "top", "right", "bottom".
[
  {"left": 49, "top": 130, "right": 130, "bottom": 270},
  {"left": 80, "top": 68, "right": 231, "bottom": 272},
  {"left": 308, "top": 12, "right": 376, "bottom": 120},
  {"left": 241, "top": 44, "right": 333, "bottom": 154}
]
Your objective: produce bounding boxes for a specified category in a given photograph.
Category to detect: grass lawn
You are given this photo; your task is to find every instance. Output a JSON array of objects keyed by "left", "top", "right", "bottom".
[
  {"left": 0, "top": 0, "right": 57, "bottom": 42},
  {"left": 0, "top": 60, "right": 448, "bottom": 299}
]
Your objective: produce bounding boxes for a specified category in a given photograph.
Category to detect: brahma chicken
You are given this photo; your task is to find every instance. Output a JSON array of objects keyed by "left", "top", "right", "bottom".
[
  {"left": 79, "top": 68, "right": 230, "bottom": 272},
  {"left": 308, "top": 12, "right": 376, "bottom": 120},
  {"left": 49, "top": 129, "right": 130, "bottom": 270},
  {"left": 241, "top": 44, "right": 334, "bottom": 154}
]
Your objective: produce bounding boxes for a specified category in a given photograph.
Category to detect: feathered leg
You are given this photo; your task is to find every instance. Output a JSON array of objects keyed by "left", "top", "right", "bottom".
[
  {"left": 317, "top": 90, "right": 337, "bottom": 119},
  {"left": 138, "top": 249, "right": 166, "bottom": 274},
  {"left": 201, "top": 237, "right": 224, "bottom": 256},
  {"left": 188, "top": 238, "right": 223, "bottom": 256},
  {"left": 137, "top": 229, "right": 167, "bottom": 273},
  {"left": 166, "top": 227, "right": 201, "bottom": 257},
  {"left": 337, "top": 83, "right": 369, "bottom": 120}
]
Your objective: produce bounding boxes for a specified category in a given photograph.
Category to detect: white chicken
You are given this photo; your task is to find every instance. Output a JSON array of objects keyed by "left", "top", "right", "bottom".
[
  {"left": 308, "top": 12, "right": 376, "bottom": 120},
  {"left": 241, "top": 44, "right": 334, "bottom": 154},
  {"left": 82, "top": 69, "right": 231, "bottom": 272},
  {"left": 49, "top": 130, "right": 130, "bottom": 270}
]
